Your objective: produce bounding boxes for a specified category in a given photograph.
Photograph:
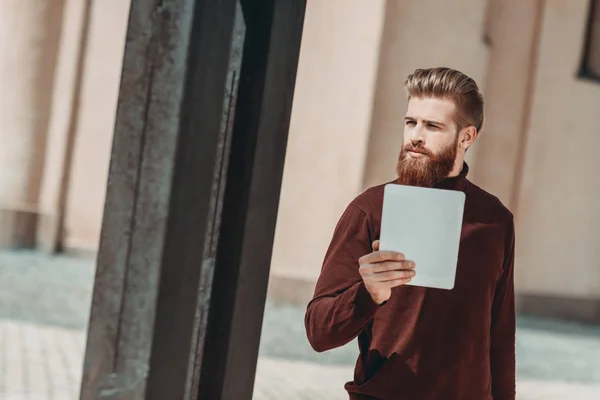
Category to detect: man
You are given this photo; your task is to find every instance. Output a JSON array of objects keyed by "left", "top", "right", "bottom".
[{"left": 305, "top": 67, "right": 515, "bottom": 400}]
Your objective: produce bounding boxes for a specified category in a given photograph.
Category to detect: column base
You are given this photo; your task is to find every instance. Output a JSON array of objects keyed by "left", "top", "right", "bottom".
[
  {"left": 0, "top": 207, "right": 39, "bottom": 249},
  {"left": 266, "top": 273, "right": 600, "bottom": 325},
  {"left": 267, "top": 273, "right": 316, "bottom": 306},
  {"left": 517, "top": 293, "right": 600, "bottom": 324}
]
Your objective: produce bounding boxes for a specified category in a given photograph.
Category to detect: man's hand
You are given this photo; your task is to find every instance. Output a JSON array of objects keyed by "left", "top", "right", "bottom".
[{"left": 358, "top": 240, "right": 416, "bottom": 305}]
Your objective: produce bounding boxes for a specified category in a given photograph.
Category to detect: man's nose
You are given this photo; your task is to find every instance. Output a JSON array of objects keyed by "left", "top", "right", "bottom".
[
  {"left": 409, "top": 125, "right": 425, "bottom": 146},
  {"left": 410, "top": 137, "right": 424, "bottom": 147}
]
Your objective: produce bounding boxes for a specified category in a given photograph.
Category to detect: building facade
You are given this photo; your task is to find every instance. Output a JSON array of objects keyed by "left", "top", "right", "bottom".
[{"left": 1, "top": 0, "right": 599, "bottom": 321}]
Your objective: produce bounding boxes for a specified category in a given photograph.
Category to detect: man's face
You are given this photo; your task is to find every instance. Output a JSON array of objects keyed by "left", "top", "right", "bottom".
[{"left": 396, "top": 97, "right": 461, "bottom": 187}]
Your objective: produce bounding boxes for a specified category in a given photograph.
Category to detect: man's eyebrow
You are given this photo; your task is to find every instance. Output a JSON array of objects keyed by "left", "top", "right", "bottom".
[{"left": 404, "top": 116, "right": 447, "bottom": 127}]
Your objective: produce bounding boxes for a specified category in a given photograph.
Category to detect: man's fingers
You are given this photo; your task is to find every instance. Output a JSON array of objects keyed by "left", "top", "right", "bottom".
[
  {"left": 359, "top": 261, "right": 416, "bottom": 281},
  {"left": 359, "top": 250, "right": 405, "bottom": 265},
  {"left": 369, "top": 260, "right": 415, "bottom": 273},
  {"left": 369, "top": 269, "right": 416, "bottom": 282},
  {"left": 372, "top": 240, "right": 380, "bottom": 251},
  {"left": 387, "top": 277, "right": 413, "bottom": 288}
]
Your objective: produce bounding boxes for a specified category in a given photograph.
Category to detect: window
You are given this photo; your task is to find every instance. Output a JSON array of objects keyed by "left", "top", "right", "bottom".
[{"left": 580, "top": 0, "right": 600, "bottom": 81}]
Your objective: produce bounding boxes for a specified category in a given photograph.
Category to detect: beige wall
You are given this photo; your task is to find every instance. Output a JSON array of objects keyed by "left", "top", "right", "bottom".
[
  {"left": 362, "top": 0, "right": 490, "bottom": 189},
  {"left": 33, "top": 0, "right": 600, "bottom": 306},
  {"left": 270, "top": 0, "right": 387, "bottom": 281},
  {"left": 272, "top": 0, "right": 600, "bottom": 304},
  {"left": 63, "top": 0, "right": 130, "bottom": 251},
  {"left": 514, "top": 0, "right": 600, "bottom": 298}
]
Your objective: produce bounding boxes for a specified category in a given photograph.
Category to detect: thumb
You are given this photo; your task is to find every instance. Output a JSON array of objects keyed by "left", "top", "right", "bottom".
[{"left": 372, "top": 240, "right": 380, "bottom": 252}]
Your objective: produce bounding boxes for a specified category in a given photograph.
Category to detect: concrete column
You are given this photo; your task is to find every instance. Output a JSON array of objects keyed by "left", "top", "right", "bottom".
[
  {"left": 470, "top": 0, "right": 545, "bottom": 208},
  {"left": 36, "top": 0, "right": 93, "bottom": 253},
  {"left": 0, "top": 1, "right": 65, "bottom": 247}
]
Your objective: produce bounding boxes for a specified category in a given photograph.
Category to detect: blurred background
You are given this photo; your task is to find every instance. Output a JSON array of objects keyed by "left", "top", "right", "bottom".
[{"left": 0, "top": 0, "right": 599, "bottom": 399}]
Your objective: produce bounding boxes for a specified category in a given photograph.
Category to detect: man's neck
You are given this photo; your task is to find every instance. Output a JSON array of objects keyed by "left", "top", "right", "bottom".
[{"left": 447, "top": 159, "right": 464, "bottom": 178}]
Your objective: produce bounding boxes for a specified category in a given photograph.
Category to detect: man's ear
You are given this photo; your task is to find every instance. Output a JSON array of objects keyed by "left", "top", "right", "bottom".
[{"left": 460, "top": 126, "right": 478, "bottom": 150}]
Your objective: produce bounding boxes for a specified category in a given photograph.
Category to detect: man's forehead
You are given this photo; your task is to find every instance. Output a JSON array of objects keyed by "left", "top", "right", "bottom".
[{"left": 405, "top": 97, "right": 457, "bottom": 122}]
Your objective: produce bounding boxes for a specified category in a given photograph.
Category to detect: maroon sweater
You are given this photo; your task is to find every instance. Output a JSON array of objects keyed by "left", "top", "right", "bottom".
[{"left": 305, "top": 165, "right": 516, "bottom": 400}]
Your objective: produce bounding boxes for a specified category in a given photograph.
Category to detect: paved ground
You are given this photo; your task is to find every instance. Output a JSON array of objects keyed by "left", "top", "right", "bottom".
[{"left": 0, "top": 250, "right": 600, "bottom": 399}]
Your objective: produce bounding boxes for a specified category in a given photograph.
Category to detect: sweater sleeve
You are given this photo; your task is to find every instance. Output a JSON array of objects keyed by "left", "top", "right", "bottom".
[
  {"left": 304, "top": 203, "right": 379, "bottom": 352},
  {"left": 490, "top": 217, "right": 516, "bottom": 400}
]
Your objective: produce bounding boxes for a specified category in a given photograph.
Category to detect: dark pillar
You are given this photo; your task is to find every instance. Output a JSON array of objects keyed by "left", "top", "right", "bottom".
[
  {"left": 197, "top": 0, "right": 306, "bottom": 398},
  {"left": 79, "top": 0, "right": 305, "bottom": 399},
  {"left": 80, "top": 0, "right": 241, "bottom": 398}
]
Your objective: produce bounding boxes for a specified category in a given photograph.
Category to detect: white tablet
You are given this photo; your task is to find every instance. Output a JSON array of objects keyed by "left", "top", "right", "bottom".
[{"left": 379, "top": 183, "right": 466, "bottom": 290}]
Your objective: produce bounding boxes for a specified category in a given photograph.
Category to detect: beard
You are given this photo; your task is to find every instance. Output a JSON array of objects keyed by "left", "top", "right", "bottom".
[{"left": 396, "top": 134, "right": 458, "bottom": 187}]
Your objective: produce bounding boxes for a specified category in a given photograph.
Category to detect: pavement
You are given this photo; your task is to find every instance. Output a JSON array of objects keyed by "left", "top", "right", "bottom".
[{"left": 0, "top": 250, "right": 600, "bottom": 399}]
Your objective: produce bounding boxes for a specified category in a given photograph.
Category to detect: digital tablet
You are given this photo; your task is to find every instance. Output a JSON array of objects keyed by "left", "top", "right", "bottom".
[{"left": 379, "top": 183, "right": 466, "bottom": 290}]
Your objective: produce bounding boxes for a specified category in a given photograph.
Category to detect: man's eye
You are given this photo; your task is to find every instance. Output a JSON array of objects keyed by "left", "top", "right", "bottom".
[
  {"left": 405, "top": 121, "right": 416, "bottom": 126},
  {"left": 428, "top": 124, "right": 439, "bottom": 129}
]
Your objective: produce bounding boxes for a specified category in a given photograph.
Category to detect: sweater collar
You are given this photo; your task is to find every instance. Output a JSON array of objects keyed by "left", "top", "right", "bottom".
[{"left": 435, "top": 162, "right": 470, "bottom": 193}]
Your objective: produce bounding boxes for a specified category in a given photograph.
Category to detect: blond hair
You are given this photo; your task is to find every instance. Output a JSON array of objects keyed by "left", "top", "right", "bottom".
[{"left": 404, "top": 67, "right": 484, "bottom": 132}]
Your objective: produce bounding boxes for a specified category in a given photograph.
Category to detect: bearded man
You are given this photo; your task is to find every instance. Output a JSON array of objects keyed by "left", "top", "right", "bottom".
[{"left": 305, "top": 67, "right": 516, "bottom": 400}]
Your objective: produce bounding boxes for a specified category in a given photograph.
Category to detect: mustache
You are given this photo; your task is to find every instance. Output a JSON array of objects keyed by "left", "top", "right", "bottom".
[{"left": 402, "top": 144, "right": 434, "bottom": 157}]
